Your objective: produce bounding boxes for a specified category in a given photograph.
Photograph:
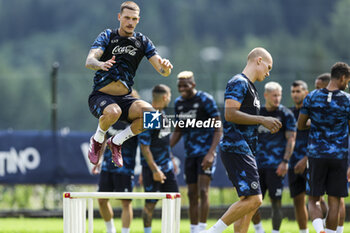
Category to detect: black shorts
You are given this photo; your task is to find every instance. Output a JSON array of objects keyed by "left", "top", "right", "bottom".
[
  {"left": 288, "top": 169, "right": 307, "bottom": 198},
  {"left": 306, "top": 157, "right": 348, "bottom": 197},
  {"left": 88, "top": 90, "right": 138, "bottom": 122},
  {"left": 220, "top": 150, "right": 261, "bottom": 197},
  {"left": 184, "top": 156, "right": 216, "bottom": 184},
  {"left": 142, "top": 166, "right": 179, "bottom": 203},
  {"left": 258, "top": 168, "right": 284, "bottom": 200},
  {"left": 98, "top": 170, "right": 134, "bottom": 193}
]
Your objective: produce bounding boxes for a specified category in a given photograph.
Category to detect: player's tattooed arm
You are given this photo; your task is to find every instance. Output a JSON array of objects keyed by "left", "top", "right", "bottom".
[{"left": 85, "top": 48, "right": 116, "bottom": 71}]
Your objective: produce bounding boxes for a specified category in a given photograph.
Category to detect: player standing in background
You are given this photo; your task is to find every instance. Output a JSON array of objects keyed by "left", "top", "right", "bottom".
[
  {"left": 92, "top": 90, "right": 139, "bottom": 233},
  {"left": 314, "top": 73, "right": 346, "bottom": 233},
  {"left": 85, "top": 1, "right": 173, "bottom": 167},
  {"left": 170, "top": 71, "right": 222, "bottom": 233},
  {"left": 298, "top": 62, "right": 350, "bottom": 233},
  {"left": 289, "top": 80, "right": 310, "bottom": 233},
  {"left": 139, "top": 84, "right": 179, "bottom": 233},
  {"left": 201, "top": 47, "right": 282, "bottom": 233},
  {"left": 252, "top": 81, "right": 296, "bottom": 233},
  {"left": 315, "top": 73, "right": 331, "bottom": 90}
]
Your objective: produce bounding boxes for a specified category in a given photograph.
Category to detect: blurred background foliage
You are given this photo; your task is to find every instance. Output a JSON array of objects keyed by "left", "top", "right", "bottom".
[{"left": 0, "top": 0, "right": 350, "bottom": 131}]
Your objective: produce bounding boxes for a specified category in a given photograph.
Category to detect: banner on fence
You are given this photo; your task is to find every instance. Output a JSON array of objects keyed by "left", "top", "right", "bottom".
[{"left": 0, "top": 130, "right": 232, "bottom": 187}]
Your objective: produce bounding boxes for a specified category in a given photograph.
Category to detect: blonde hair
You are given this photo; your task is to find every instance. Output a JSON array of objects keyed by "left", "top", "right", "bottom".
[
  {"left": 264, "top": 81, "right": 282, "bottom": 93},
  {"left": 177, "top": 71, "right": 194, "bottom": 79}
]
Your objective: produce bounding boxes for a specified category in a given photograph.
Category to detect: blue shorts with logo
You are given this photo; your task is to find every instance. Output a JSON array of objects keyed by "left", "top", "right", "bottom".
[
  {"left": 220, "top": 150, "right": 261, "bottom": 197},
  {"left": 184, "top": 156, "right": 216, "bottom": 184},
  {"left": 258, "top": 168, "right": 284, "bottom": 200},
  {"left": 142, "top": 165, "right": 179, "bottom": 203},
  {"left": 88, "top": 90, "right": 138, "bottom": 122}
]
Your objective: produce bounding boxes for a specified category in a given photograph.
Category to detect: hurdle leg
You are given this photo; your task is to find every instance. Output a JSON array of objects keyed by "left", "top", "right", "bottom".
[
  {"left": 175, "top": 195, "right": 181, "bottom": 233},
  {"left": 88, "top": 198, "right": 94, "bottom": 233},
  {"left": 63, "top": 197, "right": 70, "bottom": 233}
]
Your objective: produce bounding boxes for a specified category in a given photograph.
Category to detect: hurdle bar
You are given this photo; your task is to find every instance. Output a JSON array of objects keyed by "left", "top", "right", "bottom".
[{"left": 63, "top": 192, "right": 181, "bottom": 233}]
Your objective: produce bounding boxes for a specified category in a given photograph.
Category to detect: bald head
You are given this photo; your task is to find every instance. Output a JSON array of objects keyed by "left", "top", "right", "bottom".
[{"left": 247, "top": 47, "right": 272, "bottom": 63}]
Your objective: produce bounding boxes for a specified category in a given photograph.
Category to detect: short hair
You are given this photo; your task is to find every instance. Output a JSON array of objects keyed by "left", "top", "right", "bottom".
[
  {"left": 120, "top": 1, "right": 140, "bottom": 13},
  {"left": 152, "top": 84, "right": 170, "bottom": 100},
  {"left": 247, "top": 47, "right": 271, "bottom": 62},
  {"left": 264, "top": 81, "right": 282, "bottom": 93},
  {"left": 152, "top": 84, "right": 170, "bottom": 94},
  {"left": 316, "top": 73, "right": 331, "bottom": 83},
  {"left": 292, "top": 80, "right": 308, "bottom": 91},
  {"left": 331, "top": 62, "right": 350, "bottom": 79},
  {"left": 177, "top": 71, "right": 194, "bottom": 80}
]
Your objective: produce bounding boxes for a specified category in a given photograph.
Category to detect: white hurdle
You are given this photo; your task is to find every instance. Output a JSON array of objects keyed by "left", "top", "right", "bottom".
[{"left": 63, "top": 192, "right": 181, "bottom": 233}]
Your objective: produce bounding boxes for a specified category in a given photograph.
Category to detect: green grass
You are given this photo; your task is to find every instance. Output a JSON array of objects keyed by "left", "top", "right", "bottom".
[{"left": 1, "top": 218, "right": 350, "bottom": 233}]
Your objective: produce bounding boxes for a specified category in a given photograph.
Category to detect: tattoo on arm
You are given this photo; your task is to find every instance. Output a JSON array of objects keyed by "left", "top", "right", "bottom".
[{"left": 85, "top": 49, "right": 104, "bottom": 70}]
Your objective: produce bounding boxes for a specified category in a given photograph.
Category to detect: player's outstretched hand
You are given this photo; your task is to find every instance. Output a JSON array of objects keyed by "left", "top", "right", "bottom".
[
  {"left": 101, "top": 55, "right": 116, "bottom": 71},
  {"left": 261, "top": 116, "right": 282, "bottom": 134}
]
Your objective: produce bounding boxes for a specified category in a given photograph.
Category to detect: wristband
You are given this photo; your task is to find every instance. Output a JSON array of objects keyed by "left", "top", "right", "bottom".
[{"left": 282, "top": 159, "right": 289, "bottom": 164}]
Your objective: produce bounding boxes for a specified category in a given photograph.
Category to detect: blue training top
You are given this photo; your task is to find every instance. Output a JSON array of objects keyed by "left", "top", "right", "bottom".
[
  {"left": 91, "top": 29, "right": 157, "bottom": 92},
  {"left": 255, "top": 105, "right": 296, "bottom": 169},
  {"left": 139, "top": 112, "right": 173, "bottom": 173},
  {"left": 220, "top": 73, "right": 261, "bottom": 156},
  {"left": 301, "top": 88, "right": 350, "bottom": 160},
  {"left": 174, "top": 91, "right": 220, "bottom": 158},
  {"left": 289, "top": 107, "right": 309, "bottom": 168}
]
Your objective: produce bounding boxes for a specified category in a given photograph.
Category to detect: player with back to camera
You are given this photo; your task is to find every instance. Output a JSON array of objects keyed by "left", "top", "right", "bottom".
[
  {"left": 85, "top": 1, "right": 173, "bottom": 167},
  {"left": 200, "top": 47, "right": 282, "bottom": 233},
  {"left": 314, "top": 73, "right": 347, "bottom": 233},
  {"left": 298, "top": 62, "right": 350, "bottom": 233}
]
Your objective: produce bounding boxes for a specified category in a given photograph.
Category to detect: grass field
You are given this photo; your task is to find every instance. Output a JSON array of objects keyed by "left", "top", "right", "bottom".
[{"left": 1, "top": 218, "right": 350, "bottom": 233}]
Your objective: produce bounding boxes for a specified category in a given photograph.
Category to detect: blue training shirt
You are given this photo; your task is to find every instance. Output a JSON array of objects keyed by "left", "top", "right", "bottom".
[
  {"left": 301, "top": 88, "right": 350, "bottom": 160},
  {"left": 139, "top": 112, "right": 173, "bottom": 173},
  {"left": 174, "top": 91, "right": 220, "bottom": 158},
  {"left": 289, "top": 107, "right": 309, "bottom": 168},
  {"left": 255, "top": 105, "right": 296, "bottom": 169},
  {"left": 220, "top": 73, "right": 260, "bottom": 156},
  {"left": 91, "top": 29, "right": 157, "bottom": 92},
  {"left": 101, "top": 121, "right": 138, "bottom": 175}
]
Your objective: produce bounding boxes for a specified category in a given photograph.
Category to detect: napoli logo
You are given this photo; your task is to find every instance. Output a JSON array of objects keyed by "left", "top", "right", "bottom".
[
  {"left": 251, "top": 181, "right": 259, "bottom": 190},
  {"left": 143, "top": 110, "right": 162, "bottom": 129},
  {"left": 100, "top": 100, "right": 107, "bottom": 107}
]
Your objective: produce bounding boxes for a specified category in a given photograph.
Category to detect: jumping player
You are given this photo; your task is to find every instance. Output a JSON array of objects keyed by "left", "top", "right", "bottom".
[{"left": 85, "top": 1, "right": 173, "bottom": 167}]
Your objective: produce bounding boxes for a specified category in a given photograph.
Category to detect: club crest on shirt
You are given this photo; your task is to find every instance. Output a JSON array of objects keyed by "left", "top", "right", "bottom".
[{"left": 253, "top": 97, "right": 260, "bottom": 109}]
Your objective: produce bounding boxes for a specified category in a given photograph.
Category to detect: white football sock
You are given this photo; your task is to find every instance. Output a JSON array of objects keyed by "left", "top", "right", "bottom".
[
  {"left": 336, "top": 226, "right": 344, "bottom": 233},
  {"left": 254, "top": 222, "right": 265, "bottom": 233},
  {"left": 94, "top": 124, "right": 106, "bottom": 143},
  {"left": 300, "top": 229, "right": 309, "bottom": 233},
  {"left": 112, "top": 126, "right": 134, "bottom": 145},
  {"left": 105, "top": 219, "right": 116, "bottom": 233},
  {"left": 312, "top": 218, "right": 325, "bottom": 233},
  {"left": 325, "top": 229, "right": 336, "bottom": 233},
  {"left": 207, "top": 219, "right": 227, "bottom": 233},
  {"left": 121, "top": 228, "right": 130, "bottom": 233},
  {"left": 144, "top": 227, "right": 152, "bottom": 233}
]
